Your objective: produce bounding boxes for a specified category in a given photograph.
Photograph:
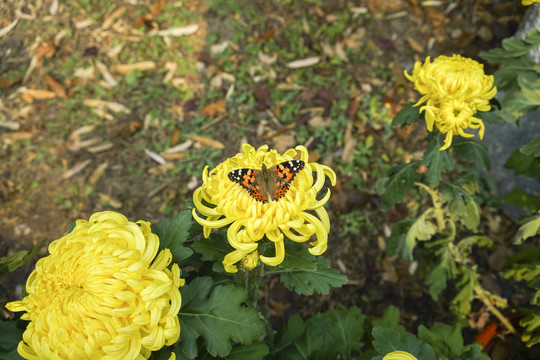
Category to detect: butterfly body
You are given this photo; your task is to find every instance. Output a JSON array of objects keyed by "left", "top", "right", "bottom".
[{"left": 228, "top": 160, "right": 305, "bottom": 203}]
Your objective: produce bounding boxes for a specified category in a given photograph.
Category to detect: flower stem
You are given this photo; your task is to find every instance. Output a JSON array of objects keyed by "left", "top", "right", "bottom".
[{"left": 474, "top": 284, "right": 516, "bottom": 334}]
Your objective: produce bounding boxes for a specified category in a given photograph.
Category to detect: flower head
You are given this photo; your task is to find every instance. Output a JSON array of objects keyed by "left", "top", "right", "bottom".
[
  {"left": 522, "top": 0, "right": 540, "bottom": 5},
  {"left": 192, "top": 144, "right": 336, "bottom": 273},
  {"left": 404, "top": 54, "right": 496, "bottom": 150},
  {"left": 6, "top": 211, "right": 183, "bottom": 360},
  {"left": 382, "top": 351, "right": 418, "bottom": 360}
]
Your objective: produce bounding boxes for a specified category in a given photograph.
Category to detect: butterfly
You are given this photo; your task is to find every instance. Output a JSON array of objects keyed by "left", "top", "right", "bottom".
[{"left": 228, "top": 160, "right": 305, "bottom": 203}]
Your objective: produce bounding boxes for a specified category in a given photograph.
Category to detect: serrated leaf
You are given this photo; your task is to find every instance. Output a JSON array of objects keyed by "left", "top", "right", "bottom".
[
  {"left": 280, "top": 241, "right": 317, "bottom": 271},
  {"left": 270, "top": 307, "right": 365, "bottom": 360},
  {"left": 323, "top": 307, "right": 365, "bottom": 356},
  {"left": 520, "top": 137, "right": 540, "bottom": 157},
  {"left": 422, "top": 138, "right": 455, "bottom": 186},
  {"left": 498, "top": 91, "right": 538, "bottom": 122},
  {"left": 370, "top": 327, "right": 437, "bottom": 360},
  {"left": 401, "top": 209, "right": 437, "bottom": 262},
  {"left": 178, "top": 277, "right": 265, "bottom": 359},
  {"left": 505, "top": 148, "right": 540, "bottom": 181},
  {"left": 452, "top": 139, "right": 490, "bottom": 171},
  {"left": 0, "top": 348, "right": 23, "bottom": 360},
  {"left": 425, "top": 266, "right": 448, "bottom": 301},
  {"left": 391, "top": 103, "right": 421, "bottom": 127},
  {"left": 0, "top": 239, "right": 46, "bottom": 276},
  {"left": 279, "top": 256, "right": 348, "bottom": 295},
  {"left": 386, "top": 220, "right": 414, "bottom": 258},
  {"left": 154, "top": 211, "right": 194, "bottom": 261},
  {"left": 457, "top": 236, "right": 493, "bottom": 256},
  {"left": 442, "top": 183, "right": 480, "bottom": 231},
  {"left": 378, "top": 162, "right": 420, "bottom": 210},
  {"left": 418, "top": 322, "right": 487, "bottom": 359},
  {"left": 371, "top": 305, "right": 404, "bottom": 332},
  {"left": 480, "top": 30, "right": 540, "bottom": 63},
  {"left": 519, "top": 308, "right": 540, "bottom": 347},
  {"left": 518, "top": 73, "right": 540, "bottom": 105},
  {"left": 191, "top": 233, "right": 234, "bottom": 262},
  {"left": 451, "top": 268, "right": 477, "bottom": 316}
]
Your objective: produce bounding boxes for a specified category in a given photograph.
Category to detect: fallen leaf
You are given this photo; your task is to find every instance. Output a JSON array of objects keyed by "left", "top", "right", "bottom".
[
  {"left": 145, "top": 148, "right": 166, "bottom": 164},
  {"left": 162, "top": 152, "right": 187, "bottom": 160},
  {"left": 0, "top": 77, "right": 20, "bottom": 89},
  {"left": 46, "top": 75, "right": 67, "bottom": 97},
  {"left": 1, "top": 131, "right": 32, "bottom": 143},
  {"left": 89, "top": 162, "right": 109, "bottom": 183},
  {"left": 62, "top": 159, "right": 92, "bottom": 179},
  {"left": 87, "top": 142, "right": 113, "bottom": 153},
  {"left": 254, "top": 28, "right": 275, "bottom": 43},
  {"left": 154, "top": 24, "right": 199, "bottom": 37},
  {"left": 286, "top": 57, "right": 320, "bottom": 69},
  {"left": 149, "top": 0, "right": 165, "bottom": 14},
  {"left": 406, "top": 37, "right": 424, "bottom": 53},
  {"left": 20, "top": 88, "right": 56, "bottom": 100},
  {"left": 201, "top": 99, "right": 226, "bottom": 117},
  {"left": 0, "top": 19, "right": 18, "bottom": 38},
  {"left": 111, "top": 61, "right": 156, "bottom": 74},
  {"left": 102, "top": 6, "right": 126, "bottom": 29},
  {"left": 188, "top": 135, "right": 225, "bottom": 149}
]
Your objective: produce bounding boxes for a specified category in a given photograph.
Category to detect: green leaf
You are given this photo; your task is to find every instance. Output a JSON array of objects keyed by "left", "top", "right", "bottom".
[
  {"left": 371, "top": 305, "right": 404, "bottom": 332},
  {"left": 226, "top": 342, "right": 269, "bottom": 360},
  {"left": 280, "top": 241, "right": 317, "bottom": 271},
  {"left": 391, "top": 103, "right": 421, "bottom": 127},
  {"left": 518, "top": 308, "right": 540, "bottom": 347},
  {"left": 270, "top": 308, "right": 365, "bottom": 360},
  {"left": 502, "top": 189, "right": 540, "bottom": 212},
  {"left": 0, "top": 321, "right": 23, "bottom": 352},
  {"left": 370, "top": 327, "right": 437, "bottom": 360},
  {"left": 191, "top": 233, "right": 234, "bottom": 262},
  {"left": 505, "top": 148, "right": 540, "bottom": 181},
  {"left": 518, "top": 73, "right": 540, "bottom": 105},
  {"left": 154, "top": 210, "right": 194, "bottom": 262},
  {"left": 479, "top": 30, "right": 540, "bottom": 63},
  {"left": 442, "top": 183, "right": 481, "bottom": 231},
  {"left": 451, "top": 268, "right": 477, "bottom": 316},
  {"left": 322, "top": 307, "right": 365, "bottom": 356},
  {"left": 0, "top": 348, "right": 23, "bottom": 360},
  {"left": 178, "top": 277, "right": 265, "bottom": 359},
  {"left": 425, "top": 248, "right": 457, "bottom": 300},
  {"left": 457, "top": 236, "right": 493, "bottom": 256},
  {"left": 498, "top": 91, "right": 539, "bottom": 122},
  {"left": 514, "top": 213, "right": 540, "bottom": 245},
  {"left": 279, "top": 256, "right": 348, "bottom": 295},
  {"left": 520, "top": 137, "right": 540, "bottom": 157},
  {"left": 398, "top": 209, "right": 437, "bottom": 262},
  {"left": 418, "top": 322, "right": 488, "bottom": 359},
  {"left": 0, "top": 239, "right": 46, "bottom": 277},
  {"left": 377, "top": 162, "right": 420, "bottom": 210},
  {"left": 452, "top": 139, "right": 490, "bottom": 171},
  {"left": 422, "top": 138, "right": 455, "bottom": 186},
  {"left": 386, "top": 220, "right": 414, "bottom": 258}
]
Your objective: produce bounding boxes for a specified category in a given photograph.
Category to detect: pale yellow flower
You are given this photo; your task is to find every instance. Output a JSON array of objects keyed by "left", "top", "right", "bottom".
[
  {"left": 404, "top": 54, "right": 496, "bottom": 150},
  {"left": 241, "top": 250, "right": 260, "bottom": 270},
  {"left": 192, "top": 144, "right": 336, "bottom": 273},
  {"left": 382, "top": 351, "right": 418, "bottom": 360},
  {"left": 6, "top": 211, "right": 183, "bottom": 360},
  {"left": 522, "top": 0, "right": 540, "bottom": 5}
]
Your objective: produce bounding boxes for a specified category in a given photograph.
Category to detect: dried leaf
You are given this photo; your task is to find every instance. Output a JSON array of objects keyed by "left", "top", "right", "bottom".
[
  {"left": 20, "top": 88, "right": 56, "bottom": 100},
  {"left": 102, "top": 7, "right": 126, "bottom": 29},
  {"left": 201, "top": 99, "right": 226, "bottom": 117},
  {"left": 45, "top": 75, "right": 67, "bottom": 97},
  {"left": 162, "top": 152, "right": 187, "bottom": 160},
  {"left": 111, "top": 61, "right": 156, "bottom": 74},
  {"left": 254, "top": 28, "right": 275, "bottom": 43},
  {"left": 89, "top": 162, "right": 109, "bottom": 183},
  {"left": 145, "top": 148, "right": 166, "bottom": 164},
  {"left": 163, "top": 140, "right": 193, "bottom": 154},
  {"left": 149, "top": 0, "right": 165, "bottom": 14},
  {"left": 0, "top": 77, "right": 20, "bottom": 89},
  {"left": 188, "top": 135, "right": 225, "bottom": 149},
  {"left": 0, "top": 19, "right": 18, "bottom": 38},
  {"left": 62, "top": 159, "right": 92, "bottom": 179},
  {"left": 155, "top": 24, "right": 199, "bottom": 37},
  {"left": 286, "top": 57, "right": 320, "bottom": 69},
  {"left": 87, "top": 142, "right": 113, "bottom": 153},
  {"left": 95, "top": 61, "right": 118, "bottom": 87},
  {"left": 406, "top": 37, "right": 424, "bottom": 53}
]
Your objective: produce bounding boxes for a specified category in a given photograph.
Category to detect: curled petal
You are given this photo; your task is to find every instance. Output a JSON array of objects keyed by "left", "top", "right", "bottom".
[{"left": 260, "top": 239, "right": 285, "bottom": 266}]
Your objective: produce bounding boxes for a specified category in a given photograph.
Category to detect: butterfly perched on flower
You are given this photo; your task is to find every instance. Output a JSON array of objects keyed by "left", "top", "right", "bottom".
[{"left": 228, "top": 160, "right": 305, "bottom": 203}]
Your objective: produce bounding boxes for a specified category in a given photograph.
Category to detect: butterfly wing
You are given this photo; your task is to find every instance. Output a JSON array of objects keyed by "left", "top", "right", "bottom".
[
  {"left": 272, "top": 160, "right": 305, "bottom": 201},
  {"left": 228, "top": 168, "right": 269, "bottom": 203}
]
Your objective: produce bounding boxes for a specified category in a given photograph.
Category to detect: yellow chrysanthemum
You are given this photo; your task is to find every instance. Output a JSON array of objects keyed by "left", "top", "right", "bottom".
[
  {"left": 522, "top": 0, "right": 540, "bottom": 5},
  {"left": 192, "top": 144, "right": 336, "bottom": 273},
  {"left": 404, "top": 54, "right": 496, "bottom": 150},
  {"left": 6, "top": 211, "right": 184, "bottom": 360},
  {"left": 382, "top": 351, "right": 418, "bottom": 360}
]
